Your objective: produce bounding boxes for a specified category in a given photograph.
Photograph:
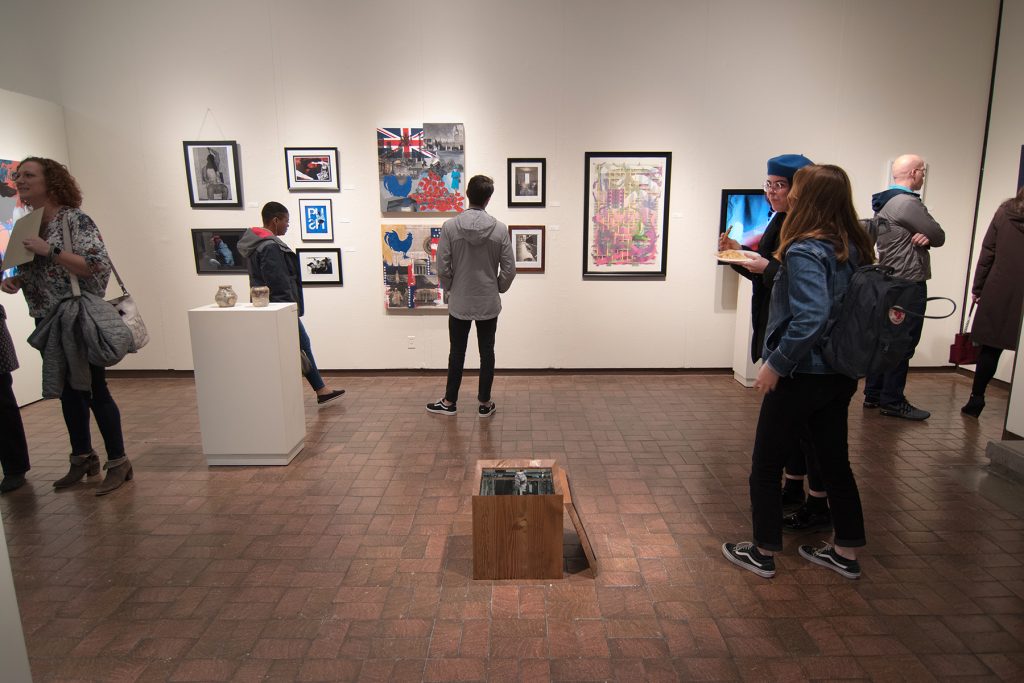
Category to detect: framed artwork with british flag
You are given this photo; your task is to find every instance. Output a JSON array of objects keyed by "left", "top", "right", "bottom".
[
  {"left": 583, "top": 151, "right": 672, "bottom": 278},
  {"left": 377, "top": 124, "right": 465, "bottom": 214},
  {"left": 285, "top": 147, "right": 339, "bottom": 191}
]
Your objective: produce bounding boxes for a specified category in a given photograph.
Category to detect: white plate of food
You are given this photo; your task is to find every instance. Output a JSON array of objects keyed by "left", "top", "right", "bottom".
[{"left": 716, "top": 249, "right": 759, "bottom": 264}]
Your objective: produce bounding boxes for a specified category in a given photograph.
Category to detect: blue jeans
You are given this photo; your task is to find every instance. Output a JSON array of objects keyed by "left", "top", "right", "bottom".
[
  {"left": 444, "top": 316, "right": 497, "bottom": 404},
  {"left": 864, "top": 281, "right": 927, "bottom": 406},
  {"left": 299, "top": 320, "right": 325, "bottom": 392}
]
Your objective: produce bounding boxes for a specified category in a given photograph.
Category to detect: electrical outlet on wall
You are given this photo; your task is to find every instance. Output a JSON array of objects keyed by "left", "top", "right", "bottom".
[{"left": 407, "top": 336, "right": 415, "bottom": 349}]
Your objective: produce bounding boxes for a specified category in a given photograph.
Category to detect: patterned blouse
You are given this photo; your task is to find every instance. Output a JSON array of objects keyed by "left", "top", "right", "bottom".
[{"left": 18, "top": 207, "right": 112, "bottom": 318}]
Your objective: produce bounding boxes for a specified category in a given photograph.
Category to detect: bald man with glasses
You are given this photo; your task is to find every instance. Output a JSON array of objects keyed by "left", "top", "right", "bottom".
[{"left": 863, "top": 153, "right": 945, "bottom": 421}]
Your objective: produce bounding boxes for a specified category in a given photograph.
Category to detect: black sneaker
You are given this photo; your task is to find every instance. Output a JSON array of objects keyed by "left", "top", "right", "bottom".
[
  {"left": 782, "top": 486, "right": 806, "bottom": 511},
  {"left": 426, "top": 400, "right": 457, "bottom": 416},
  {"left": 722, "top": 541, "right": 776, "bottom": 578},
  {"left": 783, "top": 504, "right": 833, "bottom": 533},
  {"left": 478, "top": 402, "right": 496, "bottom": 418},
  {"left": 798, "top": 542, "right": 861, "bottom": 579},
  {"left": 863, "top": 399, "right": 879, "bottom": 409},
  {"left": 879, "top": 400, "right": 930, "bottom": 421},
  {"left": 316, "top": 389, "right": 345, "bottom": 406}
]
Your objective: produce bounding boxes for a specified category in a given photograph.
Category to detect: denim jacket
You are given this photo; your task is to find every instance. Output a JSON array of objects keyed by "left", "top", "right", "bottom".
[{"left": 763, "top": 238, "right": 857, "bottom": 376}]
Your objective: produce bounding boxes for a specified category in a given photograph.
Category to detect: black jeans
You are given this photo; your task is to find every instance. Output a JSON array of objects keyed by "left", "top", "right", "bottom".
[
  {"left": 783, "top": 429, "right": 824, "bottom": 492},
  {"left": 444, "top": 316, "right": 497, "bottom": 404},
  {"left": 750, "top": 373, "right": 864, "bottom": 551},
  {"left": 0, "top": 372, "right": 30, "bottom": 476},
  {"left": 61, "top": 363, "right": 125, "bottom": 460},
  {"left": 864, "top": 281, "right": 927, "bottom": 405}
]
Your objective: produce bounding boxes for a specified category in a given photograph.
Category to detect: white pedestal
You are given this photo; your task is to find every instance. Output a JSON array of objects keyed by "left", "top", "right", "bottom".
[
  {"left": 188, "top": 303, "right": 305, "bottom": 466},
  {"left": 731, "top": 277, "right": 760, "bottom": 387},
  {"left": 0, "top": 515, "right": 31, "bottom": 683}
]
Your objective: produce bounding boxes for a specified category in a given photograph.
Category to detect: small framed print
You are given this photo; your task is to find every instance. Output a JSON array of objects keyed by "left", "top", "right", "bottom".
[
  {"left": 183, "top": 141, "right": 242, "bottom": 208},
  {"left": 190, "top": 228, "right": 248, "bottom": 274},
  {"left": 507, "top": 158, "right": 546, "bottom": 207},
  {"left": 509, "top": 225, "right": 545, "bottom": 273},
  {"left": 285, "top": 147, "right": 340, "bottom": 191},
  {"left": 296, "top": 248, "right": 342, "bottom": 286},
  {"left": 298, "top": 198, "right": 334, "bottom": 241}
]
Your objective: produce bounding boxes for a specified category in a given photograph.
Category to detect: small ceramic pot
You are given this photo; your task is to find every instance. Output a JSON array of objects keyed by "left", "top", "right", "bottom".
[
  {"left": 250, "top": 286, "right": 270, "bottom": 307},
  {"left": 214, "top": 284, "right": 237, "bottom": 308}
]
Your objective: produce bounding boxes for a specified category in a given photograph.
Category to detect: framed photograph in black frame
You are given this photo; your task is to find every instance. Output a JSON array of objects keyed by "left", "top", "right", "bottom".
[
  {"left": 183, "top": 141, "right": 242, "bottom": 208},
  {"left": 190, "top": 228, "right": 248, "bottom": 274},
  {"left": 298, "top": 198, "right": 334, "bottom": 242},
  {"left": 582, "top": 151, "right": 671, "bottom": 278},
  {"left": 285, "top": 147, "right": 340, "bottom": 191},
  {"left": 507, "top": 158, "right": 546, "bottom": 207},
  {"left": 509, "top": 225, "right": 545, "bottom": 273},
  {"left": 296, "top": 247, "right": 343, "bottom": 286}
]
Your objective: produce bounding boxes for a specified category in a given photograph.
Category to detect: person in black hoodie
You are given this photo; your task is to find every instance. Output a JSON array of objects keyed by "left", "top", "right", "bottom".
[{"left": 237, "top": 202, "right": 344, "bottom": 406}]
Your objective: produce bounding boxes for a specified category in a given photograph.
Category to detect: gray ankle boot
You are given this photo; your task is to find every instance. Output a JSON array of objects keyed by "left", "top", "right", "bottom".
[
  {"left": 53, "top": 452, "right": 101, "bottom": 489},
  {"left": 95, "top": 457, "right": 133, "bottom": 496}
]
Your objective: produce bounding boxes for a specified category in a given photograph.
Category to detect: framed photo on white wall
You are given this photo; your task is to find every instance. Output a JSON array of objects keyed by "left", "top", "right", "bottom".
[
  {"left": 507, "top": 158, "right": 546, "bottom": 207},
  {"left": 183, "top": 141, "right": 242, "bottom": 208},
  {"left": 509, "top": 225, "right": 545, "bottom": 273},
  {"left": 296, "top": 248, "right": 342, "bottom": 286},
  {"left": 298, "top": 198, "right": 334, "bottom": 242},
  {"left": 285, "top": 147, "right": 339, "bottom": 191}
]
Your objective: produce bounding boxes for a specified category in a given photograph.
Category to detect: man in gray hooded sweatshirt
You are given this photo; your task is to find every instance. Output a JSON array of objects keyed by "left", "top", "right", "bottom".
[{"left": 426, "top": 175, "right": 515, "bottom": 417}]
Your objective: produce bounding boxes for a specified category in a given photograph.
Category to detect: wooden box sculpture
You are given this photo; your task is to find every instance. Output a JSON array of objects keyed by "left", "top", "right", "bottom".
[{"left": 473, "top": 459, "right": 563, "bottom": 580}]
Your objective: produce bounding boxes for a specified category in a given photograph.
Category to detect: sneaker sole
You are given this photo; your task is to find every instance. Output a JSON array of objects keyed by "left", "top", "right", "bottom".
[
  {"left": 721, "top": 543, "right": 775, "bottom": 578},
  {"left": 425, "top": 407, "right": 457, "bottom": 416},
  {"left": 878, "top": 410, "right": 929, "bottom": 421},
  {"left": 478, "top": 408, "right": 496, "bottom": 418},
  {"left": 798, "top": 546, "right": 860, "bottom": 579},
  {"left": 317, "top": 395, "right": 345, "bottom": 408}
]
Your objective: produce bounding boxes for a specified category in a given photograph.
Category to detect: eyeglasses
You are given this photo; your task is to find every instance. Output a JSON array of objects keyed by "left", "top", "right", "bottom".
[{"left": 763, "top": 180, "right": 789, "bottom": 192}]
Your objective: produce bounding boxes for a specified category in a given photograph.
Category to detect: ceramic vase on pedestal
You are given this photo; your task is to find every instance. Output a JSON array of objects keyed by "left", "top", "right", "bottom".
[
  {"left": 250, "top": 286, "right": 270, "bottom": 307},
  {"left": 214, "top": 285, "right": 238, "bottom": 308}
]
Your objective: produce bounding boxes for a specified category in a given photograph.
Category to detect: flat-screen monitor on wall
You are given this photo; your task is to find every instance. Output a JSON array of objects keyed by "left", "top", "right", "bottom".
[{"left": 720, "top": 189, "right": 772, "bottom": 253}]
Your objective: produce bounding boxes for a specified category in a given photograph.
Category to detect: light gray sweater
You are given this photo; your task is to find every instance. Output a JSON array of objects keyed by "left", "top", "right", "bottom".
[{"left": 436, "top": 208, "right": 516, "bottom": 320}]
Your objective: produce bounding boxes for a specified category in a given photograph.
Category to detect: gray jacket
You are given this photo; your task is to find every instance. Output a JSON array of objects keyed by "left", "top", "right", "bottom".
[
  {"left": 27, "top": 292, "right": 133, "bottom": 398},
  {"left": 870, "top": 189, "right": 945, "bottom": 281},
  {"left": 436, "top": 208, "right": 516, "bottom": 320}
]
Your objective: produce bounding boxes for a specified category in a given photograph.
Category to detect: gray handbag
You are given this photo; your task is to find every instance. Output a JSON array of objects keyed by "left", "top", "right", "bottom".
[{"left": 63, "top": 216, "right": 149, "bottom": 353}]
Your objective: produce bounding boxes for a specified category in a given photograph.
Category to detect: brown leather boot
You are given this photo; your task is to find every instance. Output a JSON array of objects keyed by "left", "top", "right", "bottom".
[
  {"left": 53, "top": 452, "right": 101, "bottom": 489},
  {"left": 95, "top": 457, "right": 133, "bottom": 496}
]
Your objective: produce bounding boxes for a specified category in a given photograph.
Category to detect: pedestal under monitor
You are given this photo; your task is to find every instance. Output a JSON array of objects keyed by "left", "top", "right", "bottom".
[{"left": 187, "top": 303, "right": 306, "bottom": 466}]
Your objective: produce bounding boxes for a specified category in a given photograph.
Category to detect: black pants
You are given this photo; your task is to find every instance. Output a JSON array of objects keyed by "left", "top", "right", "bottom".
[
  {"left": 444, "top": 316, "right": 497, "bottom": 404},
  {"left": 61, "top": 364, "right": 125, "bottom": 459},
  {"left": 750, "top": 373, "right": 865, "bottom": 551},
  {"left": 0, "top": 372, "right": 30, "bottom": 476},
  {"left": 783, "top": 429, "right": 824, "bottom": 492},
  {"left": 972, "top": 345, "right": 1003, "bottom": 397}
]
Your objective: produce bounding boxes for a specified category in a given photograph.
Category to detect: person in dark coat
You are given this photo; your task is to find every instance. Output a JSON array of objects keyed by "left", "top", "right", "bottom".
[
  {"left": 0, "top": 303, "right": 30, "bottom": 492},
  {"left": 962, "top": 187, "right": 1024, "bottom": 417},
  {"left": 719, "top": 154, "right": 831, "bottom": 531},
  {"left": 236, "top": 202, "right": 344, "bottom": 407}
]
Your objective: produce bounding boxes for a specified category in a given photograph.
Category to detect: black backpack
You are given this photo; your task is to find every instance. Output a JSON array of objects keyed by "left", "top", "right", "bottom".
[{"left": 821, "top": 264, "right": 954, "bottom": 379}]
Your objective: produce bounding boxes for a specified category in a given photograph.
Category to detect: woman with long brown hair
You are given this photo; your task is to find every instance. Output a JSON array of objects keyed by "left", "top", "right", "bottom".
[
  {"left": 723, "top": 164, "right": 874, "bottom": 580},
  {"left": 0, "top": 157, "right": 132, "bottom": 495}
]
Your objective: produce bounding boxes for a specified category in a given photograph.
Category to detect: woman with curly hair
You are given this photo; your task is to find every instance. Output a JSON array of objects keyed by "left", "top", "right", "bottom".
[{"left": 0, "top": 157, "right": 132, "bottom": 495}]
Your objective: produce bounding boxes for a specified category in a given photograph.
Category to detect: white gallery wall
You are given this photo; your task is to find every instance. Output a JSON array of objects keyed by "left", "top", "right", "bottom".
[{"left": 0, "top": 0, "right": 1007, "bottom": 374}]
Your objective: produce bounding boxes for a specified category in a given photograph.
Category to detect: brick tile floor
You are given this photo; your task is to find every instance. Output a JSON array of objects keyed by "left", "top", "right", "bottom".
[{"left": 2, "top": 371, "right": 1023, "bottom": 681}]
